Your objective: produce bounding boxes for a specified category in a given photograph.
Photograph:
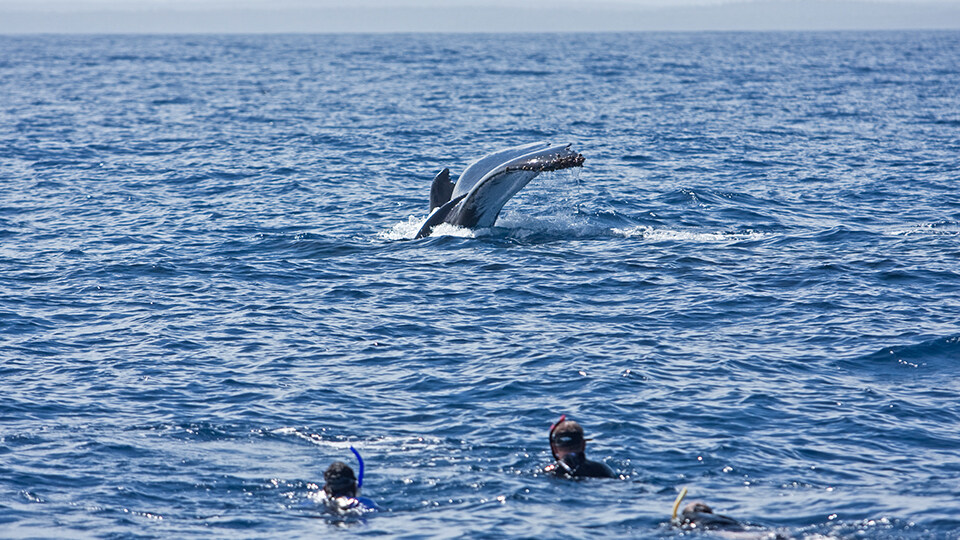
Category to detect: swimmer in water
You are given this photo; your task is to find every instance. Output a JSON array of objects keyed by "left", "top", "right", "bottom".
[
  {"left": 320, "top": 459, "right": 378, "bottom": 512},
  {"left": 679, "top": 501, "right": 743, "bottom": 529},
  {"left": 674, "top": 493, "right": 788, "bottom": 540},
  {"left": 544, "top": 416, "right": 616, "bottom": 479}
]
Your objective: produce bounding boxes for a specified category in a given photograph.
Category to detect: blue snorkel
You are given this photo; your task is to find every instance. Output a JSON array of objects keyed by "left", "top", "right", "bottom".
[{"left": 349, "top": 446, "right": 364, "bottom": 490}]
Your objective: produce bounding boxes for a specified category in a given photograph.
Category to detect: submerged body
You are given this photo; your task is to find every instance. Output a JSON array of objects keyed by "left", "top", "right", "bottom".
[
  {"left": 316, "top": 492, "right": 379, "bottom": 514},
  {"left": 544, "top": 453, "right": 616, "bottom": 479},
  {"left": 415, "top": 141, "right": 585, "bottom": 239},
  {"left": 677, "top": 501, "right": 788, "bottom": 540}
]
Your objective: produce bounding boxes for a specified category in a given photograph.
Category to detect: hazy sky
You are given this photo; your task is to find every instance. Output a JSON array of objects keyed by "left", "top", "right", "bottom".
[{"left": 1, "top": 0, "right": 959, "bottom": 33}]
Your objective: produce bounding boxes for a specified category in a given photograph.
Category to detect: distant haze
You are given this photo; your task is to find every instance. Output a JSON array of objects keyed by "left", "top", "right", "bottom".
[{"left": 1, "top": 0, "right": 959, "bottom": 33}]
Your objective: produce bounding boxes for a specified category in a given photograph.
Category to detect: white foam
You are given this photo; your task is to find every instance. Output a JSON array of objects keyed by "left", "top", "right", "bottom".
[
  {"left": 888, "top": 222, "right": 960, "bottom": 236},
  {"left": 274, "top": 427, "right": 444, "bottom": 452},
  {"left": 613, "top": 226, "right": 766, "bottom": 243},
  {"left": 378, "top": 215, "right": 476, "bottom": 241},
  {"left": 377, "top": 215, "right": 424, "bottom": 241},
  {"left": 426, "top": 222, "right": 477, "bottom": 238}
]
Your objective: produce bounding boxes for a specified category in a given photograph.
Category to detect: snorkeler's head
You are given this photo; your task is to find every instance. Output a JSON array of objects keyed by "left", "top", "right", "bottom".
[
  {"left": 680, "top": 500, "right": 742, "bottom": 529},
  {"left": 683, "top": 501, "right": 714, "bottom": 515},
  {"left": 551, "top": 420, "right": 587, "bottom": 452},
  {"left": 323, "top": 461, "right": 358, "bottom": 498}
]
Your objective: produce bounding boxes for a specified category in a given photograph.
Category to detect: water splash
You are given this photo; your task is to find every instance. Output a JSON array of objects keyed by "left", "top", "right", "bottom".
[
  {"left": 378, "top": 215, "right": 426, "bottom": 241},
  {"left": 612, "top": 226, "right": 767, "bottom": 243},
  {"left": 379, "top": 215, "right": 478, "bottom": 241}
]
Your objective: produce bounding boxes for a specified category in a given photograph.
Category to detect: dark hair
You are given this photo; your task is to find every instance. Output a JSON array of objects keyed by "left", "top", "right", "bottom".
[
  {"left": 551, "top": 420, "right": 585, "bottom": 449},
  {"left": 684, "top": 502, "right": 714, "bottom": 515},
  {"left": 323, "top": 461, "right": 357, "bottom": 498}
]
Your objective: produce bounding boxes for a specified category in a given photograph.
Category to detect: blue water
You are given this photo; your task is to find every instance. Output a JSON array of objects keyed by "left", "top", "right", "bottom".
[{"left": 2, "top": 31, "right": 960, "bottom": 539}]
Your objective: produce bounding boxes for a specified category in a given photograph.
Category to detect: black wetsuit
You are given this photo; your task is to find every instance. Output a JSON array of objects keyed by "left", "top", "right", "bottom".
[
  {"left": 547, "top": 453, "right": 616, "bottom": 479},
  {"left": 681, "top": 508, "right": 742, "bottom": 529},
  {"left": 681, "top": 505, "right": 789, "bottom": 540}
]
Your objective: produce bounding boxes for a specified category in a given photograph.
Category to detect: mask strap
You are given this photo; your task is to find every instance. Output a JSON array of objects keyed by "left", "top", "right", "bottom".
[{"left": 548, "top": 414, "right": 566, "bottom": 461}]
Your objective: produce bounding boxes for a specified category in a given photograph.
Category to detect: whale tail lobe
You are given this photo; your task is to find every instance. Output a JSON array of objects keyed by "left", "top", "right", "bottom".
[{"left": 429, "top": 168, "right": 454, "bottom": 211}]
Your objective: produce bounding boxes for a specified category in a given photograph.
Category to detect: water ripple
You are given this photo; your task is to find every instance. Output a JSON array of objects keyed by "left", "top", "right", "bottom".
[{"left": 1, "top": 31, "right": 960, "bottom": 539}]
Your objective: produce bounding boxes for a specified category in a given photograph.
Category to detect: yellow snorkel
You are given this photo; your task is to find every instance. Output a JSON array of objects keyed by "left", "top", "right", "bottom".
[{"left": 671, "top": 486, "right": 688, "bottom": 523}]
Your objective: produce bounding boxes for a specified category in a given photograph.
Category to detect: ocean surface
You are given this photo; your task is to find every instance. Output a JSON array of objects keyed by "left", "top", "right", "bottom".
[{"left": 2, "top": 31, "right": 959, "bottom": 539}]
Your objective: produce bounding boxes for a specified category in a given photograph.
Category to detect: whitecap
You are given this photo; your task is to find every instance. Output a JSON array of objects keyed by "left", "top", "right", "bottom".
[
  {"left": 888, "top": 222, "right": 960, "bottom": 236},
  {"left": 612, "top": 226, "right": 766, "bottom": 242},
  {"left": 274, "top": 427, "right": 445, "bottom": 452}
]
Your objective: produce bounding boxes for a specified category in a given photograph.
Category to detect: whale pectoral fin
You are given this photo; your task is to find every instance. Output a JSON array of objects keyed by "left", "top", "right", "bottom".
[
  {"left": 429, "top": 168, "right": 455, "bottom": 211},
  {"left": 415, "top": 194, "right": 466, "bottom": 239}
]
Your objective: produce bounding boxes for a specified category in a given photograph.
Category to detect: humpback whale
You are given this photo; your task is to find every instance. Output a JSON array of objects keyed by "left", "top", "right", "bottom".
[{"left": 414, "top": 142, "right": 585, "bottom": 239}]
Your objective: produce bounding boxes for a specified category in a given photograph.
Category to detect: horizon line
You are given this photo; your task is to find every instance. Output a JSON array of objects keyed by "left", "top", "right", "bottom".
[{"left": 4, "top": 27, "right": 960, "bottom": 36}]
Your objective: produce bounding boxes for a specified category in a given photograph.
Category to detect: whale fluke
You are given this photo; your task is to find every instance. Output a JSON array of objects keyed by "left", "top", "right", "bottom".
[{"left": 414, "top": 142, "right": 584, "bottom": 239}]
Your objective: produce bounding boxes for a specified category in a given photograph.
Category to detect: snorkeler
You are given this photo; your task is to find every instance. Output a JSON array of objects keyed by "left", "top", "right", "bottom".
[
  {"left": 678, "top": 501, "right": 743, "bottom": 529},
  {"left": 672, "top": 489, "right": 788, "bottom": 539},
  {"left": 544, "top": 416, "right": 616, "bottom": 479},
  {"left": 320, "top": 447, "right": 378, "bottom": 512}
]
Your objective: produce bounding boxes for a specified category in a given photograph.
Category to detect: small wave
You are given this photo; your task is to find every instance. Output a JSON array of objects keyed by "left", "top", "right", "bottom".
[
  {"left": 612, "top": 226, "right": 766, "bottom": 243},
  {"left": 274, "top": 427, "right": 354, "bottom": 449},
  {"left": 382, "top": 218, "right": 766, "bottom": 244},
  {"left": 857, "top": 336, "right": 960, "bottom": 370},
  {"left": 275, "top": 427, "right": 445, "bottom": 453},
  {"left": 151, "top": 96, "right": 193, "bottom": 106},
  {"left": 888, "top": 222, "right": 960, "bottom": 236}
]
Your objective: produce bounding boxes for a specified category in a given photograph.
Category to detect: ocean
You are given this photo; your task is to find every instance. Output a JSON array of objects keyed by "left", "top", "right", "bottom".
[{"left": 1, "top": 31, "right": 959, "bottom": 539}]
